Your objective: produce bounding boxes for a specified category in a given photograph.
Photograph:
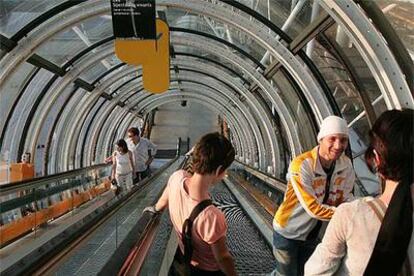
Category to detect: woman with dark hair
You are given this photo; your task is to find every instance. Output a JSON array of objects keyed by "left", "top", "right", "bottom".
[
  {"left": 305, "top": 109, "right": 413, "bottom": 275},
  {"left": 112, "top": 139, "right": 134, "bottom": 190},
  {"left": 145, "top": 132, "right": 237, "bottom": 275}
]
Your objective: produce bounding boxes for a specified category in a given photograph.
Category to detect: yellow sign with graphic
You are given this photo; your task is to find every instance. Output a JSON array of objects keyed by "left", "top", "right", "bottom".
[{"left": 114, "top": 19, "right": 170, "bottom": 94}]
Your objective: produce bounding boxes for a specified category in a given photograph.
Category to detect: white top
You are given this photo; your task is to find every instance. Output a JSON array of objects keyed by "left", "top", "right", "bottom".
[
  {"left": 128, "top": 137, "right": 157, "bottom": 172},
  {"left": 114, "top": 151, "right": 132, "bottom": 175},
  {"left": 305, "top": 195, "right": 414, "bottom": 275}
]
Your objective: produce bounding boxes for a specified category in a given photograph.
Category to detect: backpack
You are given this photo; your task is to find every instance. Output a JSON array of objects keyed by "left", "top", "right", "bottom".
[{"left": 181, "top": 199, "right": 213, "bottom": 275}]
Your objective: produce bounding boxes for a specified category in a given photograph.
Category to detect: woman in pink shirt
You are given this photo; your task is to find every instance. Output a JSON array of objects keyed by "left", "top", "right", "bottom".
[{"left": 150, "top": 132, "right": 237, "bottom": 275}]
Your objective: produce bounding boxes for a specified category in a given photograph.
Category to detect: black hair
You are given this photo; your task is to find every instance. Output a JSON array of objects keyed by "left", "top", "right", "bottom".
[
  {"left": 364, "top": 109, "right": 413, "bottom": 275},
  {"left": 116, "top": 139, "right": 129, "bottom": 154}
]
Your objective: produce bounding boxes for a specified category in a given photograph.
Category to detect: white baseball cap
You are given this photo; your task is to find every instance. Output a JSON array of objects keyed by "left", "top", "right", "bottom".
[{"left": 317, "top": 116, "right": 349, "bottom": 141}]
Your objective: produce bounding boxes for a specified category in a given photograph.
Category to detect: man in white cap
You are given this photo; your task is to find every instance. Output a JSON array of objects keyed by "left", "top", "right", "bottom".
[{"left": 271, "top": 116, "right": 355, "bottom": 276}]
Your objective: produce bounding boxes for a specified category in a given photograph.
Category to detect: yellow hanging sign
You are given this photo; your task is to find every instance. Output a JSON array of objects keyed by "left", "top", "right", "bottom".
[{"left": 114, "top": 18, "right": 170, "bottom": 94}]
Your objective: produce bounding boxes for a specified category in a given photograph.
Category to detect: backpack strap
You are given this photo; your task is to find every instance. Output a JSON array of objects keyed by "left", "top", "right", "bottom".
[
  {"left": 181, "top": 199, "right": 213, "bottom": 271},
  {"left": 189, "top": 199, "right": 213, "bottom": 222},
  {"left": 365, "top": 198, "right": 387, "bottom": 222},
  {"left": 365, "top": 198, "right": 411, "bottom": 275}
]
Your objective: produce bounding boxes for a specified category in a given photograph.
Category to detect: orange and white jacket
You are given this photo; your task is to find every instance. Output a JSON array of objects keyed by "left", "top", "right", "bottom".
[{"left": 273, "top": 146, "right": 355, "bottom": 241}]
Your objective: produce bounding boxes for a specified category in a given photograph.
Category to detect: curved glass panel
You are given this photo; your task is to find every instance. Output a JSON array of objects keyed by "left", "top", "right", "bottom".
[
  {"left": 270, "top": 71, "right": 316, "bottom": 151},
  {"left": 36, "top": 28, "right": 85, "bottom": 66},
  {"left": 96, "top": 109, "right": 129, "bottom": 164},
  {"left": 32, "top": 84, "right": 76, "bottom": 176},
  {"left": 255, "top": 0, "right": 314, "bottom": 39},
  {"left": 167, "top": 8, "right": 267, "bottom": 63},
  {"left": 78, "top": 97, "right": 106, "bottom": 167},
  {"left": 376, "top": 0, "right": 414, "bottom": 59},
  {"left": 35, "top": 15, "right": 114, "bottom": 66},
  {"left": 73, "top": 48, "right": 121, "bottom": 83},
  {"left": 94, "top": 106, "right": 125, "bottom": 158},
  {"left": 321, "top": 24, "right": 384, "bottom": 116},
  {"left": 349, "top": 116, "right": 379, "bottom": 196},
  {"left": 307, "top": 39, "right": 365, "bottom": 122},
  {"left": 172, "top": 44, "right": 250, "bottom": 79},
  {"left": 2, "top": 69, "right": 54, "bottom": 163},
  {"left": 76, "top": 13, "right": 113, "bottom": 43},
  {"left": 80, "top": 62, "right": 110, "bottom": 84},
  {"left": 0, "top": 63, "right": 36, "bottom": 144},
  {"left": 107, "top": 73, "right": 142, "bottom": 97},
  {"left": 49, "top": 89, "right": 88, "bottom": 173},
  {"left": 176, "top": 55, "right": 244, "bottom": 84},
  {"left": 0, "top": 0, "right": 65, "bottom": 37}
]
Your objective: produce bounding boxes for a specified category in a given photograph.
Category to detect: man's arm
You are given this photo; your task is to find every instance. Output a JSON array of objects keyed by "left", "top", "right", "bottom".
[
  {"left": 111, "top": 152, "right": 117, "bottom": 180},
  {"left": 211, "top": 236, "right": 237, "bottom": 276},
  {"left": 145, "top": 150, "right": 154, "bottom": 167},
  {"left": 290, "top": 160, "right": 335, "bottom": 221},
  {"left": 128, "top": 151, "right": 135, "bottom": 175},
  {"left": 145, "top": 140, "right": 157, "bottom": 166}
]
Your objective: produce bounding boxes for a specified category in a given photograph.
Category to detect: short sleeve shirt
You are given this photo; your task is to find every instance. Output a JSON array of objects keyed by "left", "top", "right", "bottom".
[
  {"left": 167, "top": 170, "right": 227, "bottom": 271},
  {"left": 127, "top": 138, "right": 157, "bottom": 172}
]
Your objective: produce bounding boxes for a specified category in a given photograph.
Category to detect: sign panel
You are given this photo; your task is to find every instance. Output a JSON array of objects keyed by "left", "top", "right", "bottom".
[
  {"left": 114, "top": 19, "right": 170, "bottom": 93},
  {"left": 110, "top": 0, "right": 156, "bottom": 40}
]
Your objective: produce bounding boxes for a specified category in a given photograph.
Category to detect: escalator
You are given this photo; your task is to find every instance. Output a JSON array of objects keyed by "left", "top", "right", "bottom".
[
  {"left": 1, "top": 157, "right": 284, "bottom": 275},
  {"left": 0, "top": 157, "right": 182, "bottom": 275}
]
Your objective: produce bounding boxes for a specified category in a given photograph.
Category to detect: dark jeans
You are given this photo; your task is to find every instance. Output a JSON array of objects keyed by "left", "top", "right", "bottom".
[
  {"left": 134, "top": 168, "right": 150, "bottom": 183},
  {"left": 271, "top": 231, "right": 319, "bottom": 276}
]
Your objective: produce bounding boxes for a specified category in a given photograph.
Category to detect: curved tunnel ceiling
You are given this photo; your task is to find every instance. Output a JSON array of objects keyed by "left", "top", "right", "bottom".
[{"left": 0, "top": 0, "right": 413, "bottom": 180}]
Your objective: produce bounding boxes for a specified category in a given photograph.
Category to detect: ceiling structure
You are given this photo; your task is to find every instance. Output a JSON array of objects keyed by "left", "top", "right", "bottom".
[{"left": 0, "top": 0, "right": 413, "bottom": 189}]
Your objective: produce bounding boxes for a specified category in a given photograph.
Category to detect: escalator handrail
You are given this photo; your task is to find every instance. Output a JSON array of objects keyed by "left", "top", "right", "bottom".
[
  {"left": 234, "top": 160, "right": 287, "bottom": 192},
  {"left": 115, "top": 156, "right": 190, "bottom": 276},
  {"left": 0, "top": 163, "right": 111, "bottom": 195},
  {"left": 234, "top": 160, "right": 286, "bottom": 183},
  {"left": 1, "top": 157, "right": 182, "bottom": 274}
]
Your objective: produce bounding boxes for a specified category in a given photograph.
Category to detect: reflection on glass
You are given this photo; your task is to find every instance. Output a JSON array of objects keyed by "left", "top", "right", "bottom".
[
  {"left": 321, "top": 24, "right": 384, "bottom": 113},
  {"left": 375, "top": 0, "right": 414, "bottom": 59},
  {"left": 0, "top": 165, "right": 111, "bottom": 248},
  {"left": 34, "top": 14, "right": 114, "bottom": 67},
  {"left": 308, "top": 38, "right": 364, "bottom": 123},
  {"left": 233, "top": 0, "right": 314, "bottom": 40},
  {"left": 36, "top": 29, "right": 85, "bottom": 66},
  {"left": 2, "top": 70, "right": 54, "bottom": 162},
  {"left": 349, "top": 116, "right": 380, "bottom": 196},
  {"left": 167, "top": 7, "right": 267, "bottom": 63},
  {"left": 0, "top": 0, "right": 65, "bottom": 37},
  {"left": 270, "top": 71, "right": 316, "bottom": 152}
]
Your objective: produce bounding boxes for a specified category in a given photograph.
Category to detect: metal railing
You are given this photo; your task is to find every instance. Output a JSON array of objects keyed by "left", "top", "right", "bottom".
[
  {"left": 113, "top": 156, "right": 189, "bottom": 276},
  {"left": 0, "top": 163, "right": 110, "bottom": 195}
]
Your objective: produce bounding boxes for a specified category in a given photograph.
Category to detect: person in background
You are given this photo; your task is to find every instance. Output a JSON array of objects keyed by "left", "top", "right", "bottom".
[
  {"left": 111, "top": 139, "right": 134, "bottom": 190},
  {"left": 145, "top": 132, "right": 237, "bottom": 275},
  {"left": 305, "top": 109, "right": 413, "bottom": 275},
  {"left": 271, "top": 116, "right": 355, "bottom": 276},
  {"left": 127, "top": 127, "right": 157, "bottom": 182}
]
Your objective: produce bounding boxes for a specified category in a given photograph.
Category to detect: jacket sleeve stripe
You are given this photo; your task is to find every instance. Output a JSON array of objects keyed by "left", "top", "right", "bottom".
[
  {"left": 290, "top": 159, "right": 335, "bottom": 221},
  {"left": 275, "top": 184, "right": 299, "bottom": 227}
]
